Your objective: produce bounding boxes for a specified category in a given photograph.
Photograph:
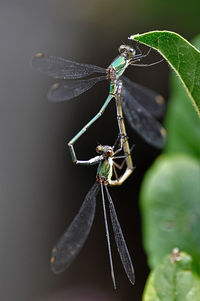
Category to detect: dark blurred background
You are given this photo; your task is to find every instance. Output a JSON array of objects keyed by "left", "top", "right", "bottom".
[{"left": 0, "top": 1, "right": 199, "bottom": 300}]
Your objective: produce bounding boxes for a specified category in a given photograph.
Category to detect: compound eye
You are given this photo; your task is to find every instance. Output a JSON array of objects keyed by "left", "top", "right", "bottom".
[
  {"left": 107, "top": 149, "right": 113, "bottom": 156},
  {"left": 118, "top": 45, "right": 125, "bottom": 53},
  {"left": 131, "top": 48, "right": 136, "bottom": 56},
  {"left": 96, "top": 145, "right": 102, "bottom": 153}
]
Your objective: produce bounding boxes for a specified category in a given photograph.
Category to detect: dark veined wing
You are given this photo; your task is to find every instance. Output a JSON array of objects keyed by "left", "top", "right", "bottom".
[
  {"left": 48, "top": 76, "right": 106, "bottom": 102},
  {"left": 105, "top": 186, "right": 135, "bottom": 285},
  {"left": 50, "top": 182, "right": 100, "bottom": 274},
  {"left": 121, "top": 87, "right": 167, "bottom": 148},
  {"left": 122, "top": 76, "right": 165, "bottom": 118},
  {"left": 32, "top": 53, "right": 106, "bottom": 79}
]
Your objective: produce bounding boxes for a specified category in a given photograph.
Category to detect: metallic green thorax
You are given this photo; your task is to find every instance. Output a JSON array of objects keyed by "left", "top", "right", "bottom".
[
  {"left": 97, "top": 157, "right": 113, "bottom": 182},
  {"left": 109, "top": 56, "right": 129, "bottom": 79}
]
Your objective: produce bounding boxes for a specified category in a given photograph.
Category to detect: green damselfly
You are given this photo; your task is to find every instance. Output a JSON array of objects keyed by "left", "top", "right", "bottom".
[
  {"left": 32, "top": 43, "right": 167, "bottom": 150},
  {"left": 50, "top": 140, "right": 135, "bottom": 288},
  {"left": 69, "top": 79, "right": 134, "bottom": 185}
]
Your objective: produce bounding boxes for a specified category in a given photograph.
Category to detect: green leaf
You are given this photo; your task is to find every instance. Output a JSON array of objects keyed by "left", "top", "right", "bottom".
[
  {"left": 164, "top": 35, "right": 200, "bottom": 159},
  {"left": 129, "top": 31, "right": 200, "bottom": 117},
  {"left": 143, "top": 250, "right": 200, "bottom": 301},
  {"left": 140, "top": 154, "right": 200, "bottom": 272}
]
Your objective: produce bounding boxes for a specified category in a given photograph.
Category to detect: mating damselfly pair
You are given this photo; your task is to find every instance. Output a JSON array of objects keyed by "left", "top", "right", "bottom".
[{"left": 32, "top": 39, "right": 166, "bottom": 288}]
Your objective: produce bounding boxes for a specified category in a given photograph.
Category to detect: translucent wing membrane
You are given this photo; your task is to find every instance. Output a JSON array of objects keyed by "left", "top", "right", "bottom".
[
  {"left": 48, "top": 76, "right": 106, "bottom": 102},
  {"left": 122, "top": 76, "right": 165, "bottom": 118},
  {"left": 50, "top": 183, "right": 100, "bottom": 274},
  {"left": 32, "top": 53, "right": 106, "bottom": 79},
  {"left": 105, "top": 186, "right": 135, "bottom": 285},
  {"left": 121, "top": 87, "right": 167, "bottom": 148}
]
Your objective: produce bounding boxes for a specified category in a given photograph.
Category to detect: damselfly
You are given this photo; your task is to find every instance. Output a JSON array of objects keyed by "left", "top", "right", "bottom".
[
  {"left": 69, "top": 79, "right": 134, "bottom": 185},
  {"left": 32, "top": 44, "right": 166, "bottom": 149},
  {"left": 50, "top": 139, "right": 135, "bottom": 288}
]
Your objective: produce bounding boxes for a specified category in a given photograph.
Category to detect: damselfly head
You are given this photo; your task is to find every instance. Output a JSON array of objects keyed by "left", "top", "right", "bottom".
[
  {"left": 96, "top": 145, "right": 114, "bottom": 157},
  {"left": 118, "top": 45, "right": 136, "bottom": 59}
]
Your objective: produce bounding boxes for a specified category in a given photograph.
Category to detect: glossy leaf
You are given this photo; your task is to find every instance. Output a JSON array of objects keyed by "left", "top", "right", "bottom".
[
  {"left": 129, "top": 31, "right": 200, "bottom": 117},
  {"left": 143, "top": 250, "right": 200, "bottom": 301}
]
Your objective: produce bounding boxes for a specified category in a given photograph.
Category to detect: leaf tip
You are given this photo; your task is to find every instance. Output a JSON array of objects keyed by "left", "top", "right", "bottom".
[{"left": 128, "top": 34, "right": 139, "bottom": 40}]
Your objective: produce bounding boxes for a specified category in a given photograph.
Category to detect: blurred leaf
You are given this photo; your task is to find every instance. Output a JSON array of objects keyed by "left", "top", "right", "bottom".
[
  {"left": 164, "top": 35, "right": 200, "bottom": 159},
  {"left": 165, "top": 73, "right": 200, "bottom": 159},
  {"left": 129, "top": 31, "right": 200, "bottom": 117},
  {"left": 140, "top": 154, "right": 200, "bottom": 272},
  {"left": 143, "top": 250, "right": 200, "bottom": 301}
]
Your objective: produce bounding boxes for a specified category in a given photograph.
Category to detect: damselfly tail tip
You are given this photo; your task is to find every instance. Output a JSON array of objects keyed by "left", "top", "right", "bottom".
[{"left": 111, "top": 273, "right": 117, "bottom": 290}]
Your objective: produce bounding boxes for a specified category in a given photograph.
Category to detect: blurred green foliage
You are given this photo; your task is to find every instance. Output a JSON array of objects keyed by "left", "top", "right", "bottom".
[
  {"left": 134, "top": 32, "right": 200, "bottom": 299},
  {"left": 143, "top": 251, "right": 200, "bottom": 301},
  {"left": 140, "top": 154, "right": 200, "bottom": 271},
  {"left": 165, "top": 73, "right": 200, "bottom": 159}
]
